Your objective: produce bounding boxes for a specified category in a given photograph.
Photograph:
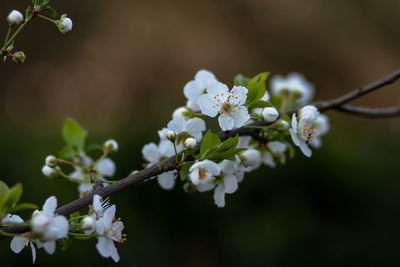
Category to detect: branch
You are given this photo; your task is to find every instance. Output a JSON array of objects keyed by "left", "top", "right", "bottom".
[
  {"left": 316, "top": 69, "right": 400, "bottom": 112},
  {"left": 1, "top": 69, "right": 400, "bottom": 239},
  {"left": 334, "top": 104, "right": 400, "bottom": 118}
]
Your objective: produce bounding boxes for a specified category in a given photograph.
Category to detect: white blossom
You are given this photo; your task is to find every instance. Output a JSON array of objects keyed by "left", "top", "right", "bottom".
[
  {"left": 240, "top": 149, "right": 262, "bottom": 167},
  {"left": 31, "top": 196, "right": 69, "bottom": 255},
  {"left": 271, "top": 73, "right": 314, "bottom": 106},
  {"left": 7, "top": 10, "right": 23, "bottom": 25},
  {"left": 59, "top": 16, "right": 72, "bottom": 33},
  {"left": 198, "top": 82, "right": 250, "bottom": 131},
  {"left": 167, "top": 116, "right": 206, "bottom": 142},
  {"left": 142, "top": 141, "right": 176, "bottom": 190},
  {"left": 189, "top": 160, "right": 220, "bottom": 186},
  {"left": 91, "top": 195, "right": 125, "bottom": 263},
  {"left": 289, "top": 105, "right": 320, "bottom": 157},
  {"left": 309, "top": 114, "right": 330, "bottom": 148},
  {"left": 41, "top": 165, "right": 60, "bottom": 178},
  {"left": 213, "top": 160, "right": 240, "bottom": 207},
  {"left": 183, "top": 70, "right": 218, "bottom": 111}
]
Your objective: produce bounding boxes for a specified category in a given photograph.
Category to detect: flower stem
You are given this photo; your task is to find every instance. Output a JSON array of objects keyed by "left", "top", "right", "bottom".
[
  {"left": 173, "top": 142, "right": 179, "bottom": 163},
  {"left": 0, "top": 228, "right": 17, "bottom": 237},
  {"left": 61, "top": 173, "right": 85, "bottom": 183},
  {"left": 37, "top": 14, "right": 56, "bottom": 23},
  {"left": 68, "top": 215, "right": 87, "bottom": 222},
  {"left": 2, "top": 26, "right": 12, "bottom": 51},
  {"left": 4, "top": 16, "right": 34, "bottom": 50}
]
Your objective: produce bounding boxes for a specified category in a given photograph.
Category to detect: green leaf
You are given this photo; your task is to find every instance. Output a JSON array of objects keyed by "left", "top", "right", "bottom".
[
  {"left": 1, "top": 183, "right": 23, "bottom": 213},
  {"left": 287, "top": 143, "right": 295, "bottom": 159},
  {"left": 208, "top": 148, "right": 245, "bottom": 162},
  {"left": 234, "top": 74, "right": 251, "bottom": 86},
  {"left": 218, "top": 135, "right": 239, "bottom": 152},
  {"left": 205, "top": 135, "right": 244, "bottom": 162},
  {"left": 69, "top": 211, "right": 80, "bottom": 220},
  {"left": 10, "top": 202, "right": 38, "bottom": 212},
  {"left": 249, "top": 100, "right": 272, "bottom": 110},
  {"left": 180, "top": 161, "right": 194, "bottom": 181},
  {"left": 200, "top": 130, "right": 221, "bottom": 158},
  {"left": 280, "top": 113, "right": 291, "bottom": 123},
  {"left": 0, "top": 181, "right": 10, "bottom": 199},
  {"left": 33, "top": 0, "right": 49, "bottom": 7},
  {"left": 86, "top": 143, "right": 103, "bottom": 153},
  {"left": 62, "top": 118, "right": 87, "bottom": 151},
  {"left": 43, "top": 5, "right": 57, "bottom": 17},
  {"left": 245, "top": 72, "right": 269, "bottom": 107},
  {"left": 269, "top": 94, "right": 282, "bottom": 110}
]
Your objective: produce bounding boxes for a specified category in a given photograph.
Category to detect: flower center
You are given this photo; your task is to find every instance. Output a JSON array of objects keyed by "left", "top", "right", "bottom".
[
  {"left": 198, "top": 167, "right": 208, "bottom": 180},
  {"left": 221, "top": 102, "right": 232, "bottom": 113},
  {"left": 302, "top": 120, "right": 315, "bottom": 143}
]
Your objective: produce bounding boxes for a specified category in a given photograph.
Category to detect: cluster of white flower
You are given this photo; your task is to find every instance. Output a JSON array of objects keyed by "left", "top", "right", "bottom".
[{"left": 141, "top": 69, "right": 330, "bottom": 207}]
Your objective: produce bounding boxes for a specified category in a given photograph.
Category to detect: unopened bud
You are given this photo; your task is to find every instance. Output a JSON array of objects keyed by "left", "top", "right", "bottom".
[
  {"left": 103, "top": 139, "right": 118, "bottom": 154},
  {"left": 57, "top": 15, "right": 72, "bottom": 34},
  {"left": 184, "top": 138, "right": 197, "bottom": 149},
  {"left": 12, "top": 51, "right": 26, "bottom": 64},
  {"left": 240, "top": 149, "right": 262, "bottom": 167},
  {"left": 274, "top": 119, "right": 289, "bottom": 131},
  {"left": 172, "top": 107, "right": 190, "bottom": 120},
  {"left": 7, "top": 10, "right": 23, "bottom": 25},
  {"left": 42, "top": 165, "right": 61, "bottom": 178},
  {"left": 81, "top": 216, "right": 95, "bottom": 234},
  {"left": 183, "top": 182, "right": 196, "bottom": 193},
  {"left": 166, "top": 130, "right": 176, "bottom": 142},
  {"left": 251, "top": 108, "right": 263, "bottom": 118},
  {"left": 262, "top": 107, "right": 279, "bottom": 122},
  {"left": 45, "top": 155, "right": 58, "bottom": 168}
]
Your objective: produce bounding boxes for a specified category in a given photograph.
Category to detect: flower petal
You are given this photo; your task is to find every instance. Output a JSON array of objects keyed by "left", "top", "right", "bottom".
[
  {"left": 213, "top": 184, "right": 226, "bottom": 208},
  {"left": 299, "top": 140, "right": 312, "bottom": 157},
  {"left": 97, "top": 158, "right": 116, "bottom": 177},
  {"left": 158, "top": 140, "right": 175, "bottom": 157},
  {"left": 196, "top": 182, "right": 215, "bottom": 192},
  {"left": 183, "top": 80, "right": 203, "bottom": 101},
  {"left": 10, "top": 236, "right": 28, "bottom": 253},
  {"left": 53, "top": 215, "right": 69, "bottom": 239},
  {"left": 186, "top": 118, "right": 206, "bottom": 135},
  {"left": 230, "top": 86, "right": 248, "bottom": 105},
  {"left": 30, "top": 241, "right": 36, "bottom": 264},
  {"left": 223, "top": 175, "right": 238, "bottom": 194},
  {"left": 198, "top": 94, "right": 219, "bottom": 117},
  {"left": 232, "top": 107, "right": 250, "bottom": 128},
  {"left": 42, "top": 196, "right": 57, "bottom": 214},
  {"left": 142, "top": 143, "right": 159, "bottom": 163},
  {"left": 218, "top": 114, "right": 235, "bottom": 131},
  {"left": 167, "top": 117, "right": 186, "bottom": 133},
  {"left": 42, "top": 240, "right": 56, "bottom": 255},
  {"left": 157, "top": 171, "right": 175, "bottom": 190}
]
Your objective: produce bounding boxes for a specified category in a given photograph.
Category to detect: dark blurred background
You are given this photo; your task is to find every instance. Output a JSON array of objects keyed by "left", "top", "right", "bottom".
[{"left": 1, "top": 0, "right": 400, "bottom": 266}]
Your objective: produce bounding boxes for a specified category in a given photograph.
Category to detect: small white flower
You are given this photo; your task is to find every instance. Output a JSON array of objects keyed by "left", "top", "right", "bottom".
[
  {"left": 271, "top": 73, "right": 314, "bottom": 106},
  {"left": 213, "top": 160, "right": 240, "bottom": 208},
  {"left": 91, "top": 195, "right": 125, "bottom": 263},
  {"left": 7, "top": 10, "right": 23, "bottom": 25},
  {"left": 289, "top": 105, "right": 320, "bottom": 157},
  {"left": 81, "top": 216, "right": 95, "bottom": 234},
  {"left": 189, "top": 160, "right": 220, "bottom": 185},
  {"left": 167, "top": 116, "right": 206, "bottom": 142},
  {"left": 103, "top": 139, "right": 118, "bottom": 153},
  {"left": 240, "top": 149, "right": 262, "bottom": 167},
  {"left": 198, "top": 82, "right": 250, "bottom": 131},
  {"left": 31, "top": 196, "right": 69, "bottom": 255},
  {"left": 184, "top": 137, "right": 197, "bottom": 149},
  {"left": 142, "top": 141, "right": 176, "bottom": 190},
  {"left": 309, "top": 114, "right": 330, "bottom": 148},
  {"left": 45, "top": 155, "right": 57, "bottom": 168},
  {"left": 183, "top": 70, "right": 218, "bottom": 111},
  {"left": 58, "top": 16, "right": 72, "bottom": 33},
  {"left": 262, "top": 107, "right": 279, "bottom": 122},
  {"left": 2, "top": 214, "right": 37, "bottom": 263}
]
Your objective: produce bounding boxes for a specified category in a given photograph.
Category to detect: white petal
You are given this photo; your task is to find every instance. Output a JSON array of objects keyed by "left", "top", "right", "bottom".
[
  {"left": 195, "top": 69, "right": 216, "bottom": 85},
  {"left": 218, "top": 114, "right": 234, "bottom": 131},
  {"left": 290, "top": 128, "right": 301, "bottom": 147},
  {"left": 30, "top": 242, "right": 36, "bottom": 264},
  {"left": 232, "top": 107, "right": 250, "bottom": 128},
  {"left": 53, "top": 215, "right": 69, "bottom": 239},
  {"left": 97, "top": 158, "right": 116, "bottom": 177},
  {"left": 10, "top": 236, "right": 28, "bottom": 253},
  {"left": 42, "top": 196, "right": 57, "bottom": 214},
  {"left": 96, "top": 237, "right": 120, "bottom": 262},
  {"left": 261, "top": 91, "right": 270, "bottom": 101},
  {"left": 2, "top": 214, "right": 23, "bottom": 223},
  {"left": 202, "top": 160, "right": 221, "bottom": 176},
  {"left": 103, "top": 205, "right": 116, "bottom": 229},
  {"left": 93, "top": 194, "right": 103, "bottom": 212},
  {"left": 183, "top": 80, "right": 203, "bottom": 101},
  {"left": 196, "top": 182, "right": 215, "bottom": 192},
  {"left": 262, "top": 152, "right": 276, "bottom": 168},
  {"left": 167, "top": 117, "right": 186, "bottom": 133},
  {"left": 189, "top": 168, "right": 200, "bottom": 185},
  {"left": 157, "top": 171, "right": 175, "bottom": 190},
  {"left": 186, "top": 118, "right": 206, "bottom": 135},
  {"left": 207, "top": 82, "right": 229, "bottom": 96},
  {"left": 223, "top": 175, "right": 238, "bottom": 194},
  {"left": 238, "top": 136, "right": 251, "bottom": 148},
  {"left": 310, "top": 137, "right": 322, "bottom": 148},
  {"left": 142, "top": 143, "right": 160, "bottom": 163},
  {"left": 291, "top": 113, "right": 298, "bottom": 130},
  {"left": 158, "top": 128, "right": 169, "bottom": 140},
  {"left": 213, "top": 184, "right": 226, "bottom": 208},
  {"left": 78, "top": 183, "right": 94, "bottom": 195},
  {"left": 198, "top": 94, "right": 219, "bottom": 117},
  {"left": 186, "top": 99, "right": 200, "bottom": 111},
  {"left": 219, "top": 160, "right": 236, "bottom": 175},
  {"left": 158, "top": 140, "right": 175, "bottom": 157},
  {"left": 299, "top": 141, "right": 312, "bottom": 157},
  {"left": 42, "top": 241, "right": 56, "bottom": 255},
  {"left": 230, "top": 86, "right": 248, "bottom": 105}
]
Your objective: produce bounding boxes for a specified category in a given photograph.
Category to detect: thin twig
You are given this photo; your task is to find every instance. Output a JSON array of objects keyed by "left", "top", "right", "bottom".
[{"left": 334, "top": 104, "right": 400, "bottom": 118}]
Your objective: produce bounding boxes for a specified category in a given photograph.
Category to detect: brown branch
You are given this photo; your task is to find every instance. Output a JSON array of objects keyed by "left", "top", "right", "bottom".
[
  {"left": 334, "top": 104, "right": 400, "bottom": 118},
  {"left": 316, "top": 69, "right": 400, "bottom": 112},
  {"left": 1, "top": 69, "right": 400, "bottom": 239}
]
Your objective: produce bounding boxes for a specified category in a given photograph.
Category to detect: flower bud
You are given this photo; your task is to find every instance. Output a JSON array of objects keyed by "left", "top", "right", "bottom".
[
  {"left": 274, "top": 119, "right": 289, "bottom": 130},
  {"left": 12, "top": 51, "right": 26, "bottom": 64},
  {"left": 262, "top": 107, "right": 279, "bottom": 122},
  {"left": 42, "top": 165, "right": 61, "bottom": 178},
  {"left": 81, "top": 216, "right": 95, "bottom": 233},
  {"left": 57, "top": 15, "right": 72, "bottom": 33},
  {"left": 7, "top": 10, "right": 23, "bottom": 25},
  {"left": 45, "top": 155, "right": 58, "bottom": 168},
  {"left": 103, "top": 139, "right": 119, "bottom": 154},
  {"left": 240, "top": 149, "right": 262, "bottom": 167},
  {"left": 166, "top": 130, "right": 176, "bottom": 143},
  {"left": 251, "top": 108, "right": 263, "bottom": 118},
  {"left": 172, "top": 107, "right": 190, "bottom": 120},
  {"left": 31, "top": 213, "right": 50, "bottom": 233},
  {"left": 184, "top": 138, "right": 197, "bottom": 149}
]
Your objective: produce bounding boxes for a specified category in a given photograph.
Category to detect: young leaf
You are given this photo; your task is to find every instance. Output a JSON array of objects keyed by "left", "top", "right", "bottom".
[
  {"left": 0, "top": 181, "right": 10, "bottom": 199},
  {"left": 0, "top": 183, "right": 23, "bottom": 213},
  {"left": 200, "top": 130, "right": 221, "bottom": 158},
  {"left": 62, "top": 118, "right": 87, "bottom": 151},
  {"left": 10, "top": 202, "right": 38, "bottom": 212},
  {"left": 234, "top": 74, "right": 251, "bottom": 87},
  {"left": 245, "top": 72, "right": 269, "bottom": 107},
  {"left": 43, "top": 6, "right": 57, "bottom": 18},
  {"left": 180, "top": 161, "right": 194, "bottom": 181},
  {"left": 248, "top": 100, "right": 272, "bottom": 110}
]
